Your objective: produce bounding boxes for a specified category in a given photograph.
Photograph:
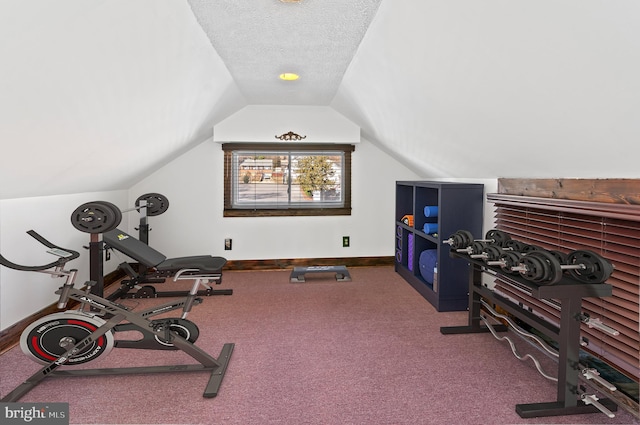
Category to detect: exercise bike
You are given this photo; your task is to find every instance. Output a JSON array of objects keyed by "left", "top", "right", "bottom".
[{"left": 0, "top": 230, "right": 234, "bottom": 402}]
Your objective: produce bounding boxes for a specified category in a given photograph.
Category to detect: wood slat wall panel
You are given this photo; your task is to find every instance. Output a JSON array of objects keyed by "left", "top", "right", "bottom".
[
  {"left": 583, "top": 300, "right": 638, "bottom": 341},
  {"left": 587, "top": 292, "right": 639, "bottom": 316},
  {"left": 609, "top": 279, "right": 639, "bottom": 299},
  {"left": 489, "top": 225, "right": 639, "bottom": 368},
  {"left": 494, "top": 280, "right": 640, "bottom": 373},
  {"left": 488, "top": 180, "right": 640, "bottom": 381}
]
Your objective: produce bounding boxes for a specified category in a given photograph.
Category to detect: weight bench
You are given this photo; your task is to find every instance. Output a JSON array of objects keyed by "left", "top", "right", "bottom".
[
  {"left": 103, "top": 228, "right": 233, "bottom": 299},
  {"left": 290, "top": 265, "right": 352, "bottom": 283}
]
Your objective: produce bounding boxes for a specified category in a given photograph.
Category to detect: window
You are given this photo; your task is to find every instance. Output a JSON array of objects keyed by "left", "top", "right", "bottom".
[{"left": 223, "top": 143, "right": 354, "bottom": 217}]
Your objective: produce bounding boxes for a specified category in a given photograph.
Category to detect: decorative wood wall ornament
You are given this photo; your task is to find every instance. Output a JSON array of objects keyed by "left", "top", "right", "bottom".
[{"left": 275, "top": 131, "right": 307, "bottom": 141}]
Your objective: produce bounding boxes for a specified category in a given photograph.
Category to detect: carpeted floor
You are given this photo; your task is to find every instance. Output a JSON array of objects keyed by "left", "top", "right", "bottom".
[{"left": 1, "top": 267, "right": 638, "bottom": 424}]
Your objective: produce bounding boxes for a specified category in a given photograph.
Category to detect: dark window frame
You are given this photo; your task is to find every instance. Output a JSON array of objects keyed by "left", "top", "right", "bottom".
[{"left": 223, "top": 143, "right": 354, "bottom": 217}]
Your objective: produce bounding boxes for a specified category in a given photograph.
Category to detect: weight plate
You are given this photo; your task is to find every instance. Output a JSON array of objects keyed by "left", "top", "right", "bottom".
[
  {"left": 20, "top": 311, "right": 114, "bottom": 365},
  {"left": 151, "top": 318, "right": 199, "bottom": 347},
  {"left": 503, "top": 240, "right": 527, "bottom": 252},
  {"left": 70, "top": 201, "right": 122, "bottom": 234},
  {"left": 469, "top": 241, "right": 487, "bottom": 255},
  {"left": 135, "top": 193, "right": 169, "bottom": 217},
  {"left": 522, "top": 244, "right": 544, "bottom": 253},
  {"left": 499, "top": 251, "right": 523, "bottom": 274},
  {"left": 566, "top": 250, "right": 614, "bottom": 284},
  {"left": 448, "top": 230, "right": 474, "bottom": 249},
  {"left": 549, "top": 250, "right": 569, "bottom": 265},
  {"left": 519, "top": 250, "right": 563, "bottom": 285},
  {"left": 485, "top": 229, "right": 511, "bottom": 247},
  {"left": 482, "top": 245, "right": 503, "bottom": 262}
]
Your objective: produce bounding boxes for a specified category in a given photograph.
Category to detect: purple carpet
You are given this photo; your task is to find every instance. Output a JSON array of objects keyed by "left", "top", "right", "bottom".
[{"left": 1, "top": 267, "right": 637, "bottom": 424}]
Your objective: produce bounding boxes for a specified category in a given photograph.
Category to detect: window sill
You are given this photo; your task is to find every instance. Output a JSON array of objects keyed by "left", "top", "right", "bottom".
[{"left": 223, "top": 208, "right": 351, "bottom": 217}]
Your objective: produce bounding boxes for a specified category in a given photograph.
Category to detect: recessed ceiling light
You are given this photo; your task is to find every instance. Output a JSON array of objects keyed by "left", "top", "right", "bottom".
[
  {"left": 279, "top": 73, "right": 299, "bottom": 81},
  {"left": 280, "top": 0, "right": 301, "bottom": 3}
]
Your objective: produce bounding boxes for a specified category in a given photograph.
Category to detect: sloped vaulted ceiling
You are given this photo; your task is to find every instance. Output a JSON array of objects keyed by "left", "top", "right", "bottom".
[
  {"left": 332, "top": 0, "right": 640, "bottom": 179},
  {"left": 1, "top": 0, "right": 639, "bottom": 201},
  {"left": 0, "top": 0, "right": 244, "bottom": 200}
]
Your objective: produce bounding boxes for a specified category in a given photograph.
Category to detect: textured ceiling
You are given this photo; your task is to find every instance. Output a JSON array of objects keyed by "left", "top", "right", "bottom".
[{"left": 187, "top": 0, "right": 383, "bottom": 105}]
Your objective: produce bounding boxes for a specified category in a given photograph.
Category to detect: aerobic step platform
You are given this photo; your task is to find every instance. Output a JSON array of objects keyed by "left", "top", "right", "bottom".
[{"left": 290, "top": 265, "right": 352, "bottom": 283}]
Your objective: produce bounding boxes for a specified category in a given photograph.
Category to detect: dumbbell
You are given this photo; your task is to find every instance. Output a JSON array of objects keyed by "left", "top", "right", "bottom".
[
  {"left": 470, "top": 240, "right": 529, "bottom": 262},
  {"left": 442, "top": 230, "right": 474, "bottom": 250},
  {"left": 510, "top": 249, "right": 613, "bottom": 285},
  {"left": 558, "top": 250, "right": 614, "bottom": 284},
  {"left": 484, "top": 244, "right": 546, "bottom": 274},
  {"left": 444, "top": 229, "right": 512, "bottom": 251}
]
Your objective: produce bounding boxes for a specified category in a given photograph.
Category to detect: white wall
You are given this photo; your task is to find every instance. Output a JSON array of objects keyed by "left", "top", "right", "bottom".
[
  {"left": 130, "top": 105, "right": 421, "bottom": 260},
  {"left": 129, "top": 134, "right": 421, "bottom": 261},
  {"left": 213, "top": 105, "right": 360, "bottom": 144},
  {"left": 0, "top": 190, "right": 129, "bottom": 331}
]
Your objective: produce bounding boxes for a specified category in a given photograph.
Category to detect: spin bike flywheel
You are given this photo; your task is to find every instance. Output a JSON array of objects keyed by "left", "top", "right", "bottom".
[{"left": 20, "top": 311, "right": 115, "bottom": 365}]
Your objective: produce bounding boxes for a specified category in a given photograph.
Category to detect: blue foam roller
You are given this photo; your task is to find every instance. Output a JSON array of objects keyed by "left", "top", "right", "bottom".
[
  {"left": 423, "top": 206, "right": 439, "bottom": 217},
  {"left": 423, "top": 223, "right": 438, "bottom": 234}
]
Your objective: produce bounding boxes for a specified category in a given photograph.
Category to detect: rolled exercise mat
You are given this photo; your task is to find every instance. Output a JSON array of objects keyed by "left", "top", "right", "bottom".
[
  {"left": 397, "top": 224, "right": 403, "bottom": 237},
  {"left": 396, "top": 249, "right": 402, "bottom": 263},
  {"left": 423, "top": 206, "right": 438, "bottom": 217},
  {"left": 423, "top": 223, "right": 438, "bottom": 234},
  {"left": 401, "top": 215, "right": 414, "bottom": 227},
  {"left": 419, "top": 249, "right": 438, "bottom": 284},
  {"left": 408, "top": 234, "right": 414, "bottom": 271}
]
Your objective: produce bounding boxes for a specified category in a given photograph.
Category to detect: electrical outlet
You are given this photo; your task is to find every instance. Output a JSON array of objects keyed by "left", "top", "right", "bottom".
[
  {"left": 225, "top": 238, "right": 232, "bottom": 250},
  {"left": 343, "top": 236, "right": 350, "bottom": 247}
]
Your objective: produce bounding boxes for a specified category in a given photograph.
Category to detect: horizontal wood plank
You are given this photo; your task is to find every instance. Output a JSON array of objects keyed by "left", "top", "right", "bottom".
[{"left": 498, "top": 178, "right": 640, "bottom": 205}]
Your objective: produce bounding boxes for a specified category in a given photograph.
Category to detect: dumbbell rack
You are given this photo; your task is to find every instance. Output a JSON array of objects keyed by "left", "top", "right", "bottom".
[{"left": 441, "top": 252, "right": 618, "bottom": 419}]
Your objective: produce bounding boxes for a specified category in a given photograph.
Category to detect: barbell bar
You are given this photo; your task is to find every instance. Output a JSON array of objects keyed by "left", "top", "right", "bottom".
[
  {"left": 112, "top": 193, "right": 169, "bottom": 216},
  {"left": 70, "top": 193, "right": 169, "bottom": 234}
]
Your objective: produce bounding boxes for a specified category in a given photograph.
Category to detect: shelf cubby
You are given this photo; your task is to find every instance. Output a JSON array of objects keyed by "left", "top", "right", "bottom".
[{"left": 395, "top": 181, "right": 484, "bottom": 311}]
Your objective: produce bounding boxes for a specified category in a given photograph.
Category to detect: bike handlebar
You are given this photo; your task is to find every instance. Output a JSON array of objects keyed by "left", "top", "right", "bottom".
[{"left": 0, "top": 230, "right": 80, "bottom": 272}]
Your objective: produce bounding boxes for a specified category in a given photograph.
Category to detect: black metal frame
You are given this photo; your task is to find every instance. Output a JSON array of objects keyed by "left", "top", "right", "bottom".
[
  {"left": 1, "top": 278, "right": 234, "bottom": 402},
  {"left": 441, "top": 253, "right": 617, "bottom": 418},
  {"left": 89, "top": 210, "right": 232, "bottom": 300}
]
